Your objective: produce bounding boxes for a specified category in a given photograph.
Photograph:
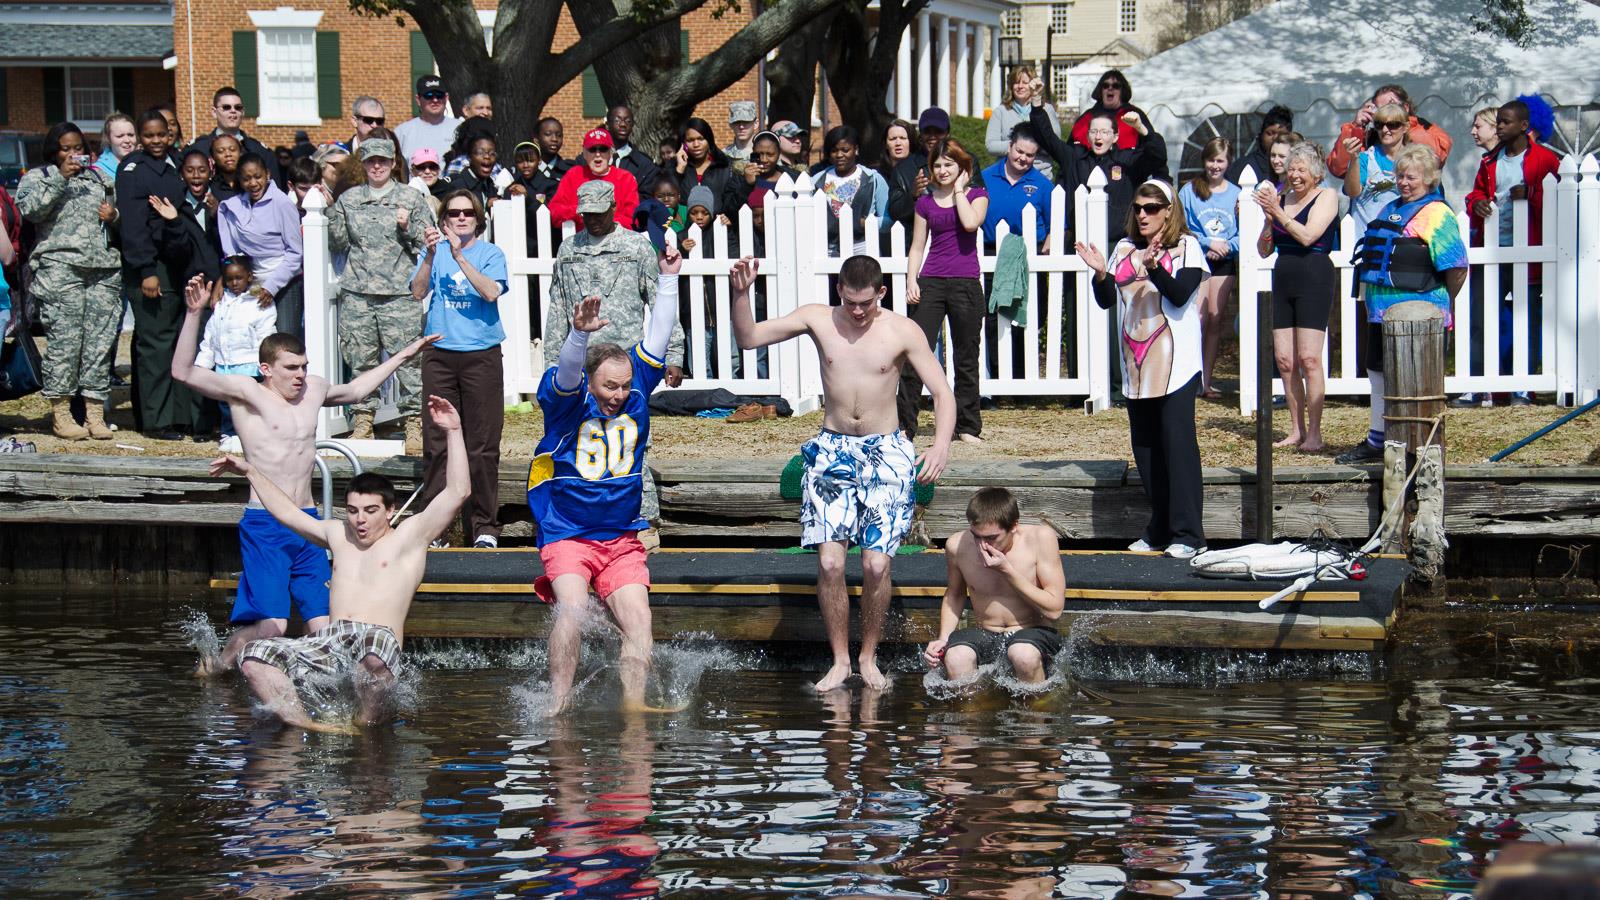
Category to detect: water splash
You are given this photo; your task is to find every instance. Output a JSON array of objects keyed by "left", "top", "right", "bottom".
[
  {"left": 177, "top": 609, "right": 223, "bottom": 662},
  {"left": 922, "top": 649, "right": 1072, "bottom": 702}
]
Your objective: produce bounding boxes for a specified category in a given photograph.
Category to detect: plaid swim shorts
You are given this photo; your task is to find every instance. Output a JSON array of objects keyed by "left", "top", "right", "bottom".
[{"left": 242, "top": 619, "right": 402, "bottom": 682}]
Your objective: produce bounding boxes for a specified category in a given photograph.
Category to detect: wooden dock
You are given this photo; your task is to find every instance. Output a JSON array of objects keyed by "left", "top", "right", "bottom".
[
  {"left": 205, "top": 548, "right": 1407, "bottom": 652},
  {"left": 2, "top": 454, "right": 1597, "bottom": 603}
]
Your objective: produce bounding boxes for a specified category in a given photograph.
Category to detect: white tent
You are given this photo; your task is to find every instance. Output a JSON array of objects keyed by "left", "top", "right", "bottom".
[{"left": 1119, "top": 0, "right": 1600, "bottom": 193}]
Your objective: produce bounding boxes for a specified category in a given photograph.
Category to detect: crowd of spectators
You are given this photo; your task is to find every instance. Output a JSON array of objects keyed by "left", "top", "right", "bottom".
[{"left": 0, "top": 67, "right": 1565, "bottom": 516}]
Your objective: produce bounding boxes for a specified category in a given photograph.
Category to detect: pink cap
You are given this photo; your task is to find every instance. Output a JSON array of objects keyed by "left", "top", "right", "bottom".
[{"left": 410, "top": 147, "right": 441, "bottom": 167}]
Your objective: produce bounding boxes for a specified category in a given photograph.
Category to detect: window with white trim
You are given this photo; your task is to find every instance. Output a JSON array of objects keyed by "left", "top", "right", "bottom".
[
  {"left": 257, "top": 28, "right": 317, "bottom": 124},
  {"left": 1002, "top": 9, "right": 1022, "bottom": 38},
  {"left": 1051, "top": 63, "right": 1071, "bottom": 99},
  {"left": 68, "top": 67, "right": 113, "bottom": 124},
  {"left": 1119, "top": 0, "right": 1138, "bottom": 33},
  {"left": 1051, "top": 3, "right": 1071, "bottom": 34}
]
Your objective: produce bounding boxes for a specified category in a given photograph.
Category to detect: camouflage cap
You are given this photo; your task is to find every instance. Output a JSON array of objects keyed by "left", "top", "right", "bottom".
[
  {"left": 358, "top": 138, "right": 396, "bottom": 161},
  {"left": 576, "top": 179, "right": 615, "bottom": 213},
  {"left": 728, "top": 100, "right": 757, "bottom": 124}
]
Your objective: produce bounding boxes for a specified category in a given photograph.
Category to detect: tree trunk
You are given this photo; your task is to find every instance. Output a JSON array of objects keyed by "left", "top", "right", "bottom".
[
  {"left": 765, "top": 12, "right": 835, "bottom": 134},
  {"left": 586, "top": 0, "right": 848, "bottom": 154},
  {"left": 821, "top": 0, "right": 927, "bottom": 167}
]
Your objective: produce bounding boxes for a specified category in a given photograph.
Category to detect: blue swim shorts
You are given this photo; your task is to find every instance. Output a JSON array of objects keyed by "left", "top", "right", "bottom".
[
  {"left": 230, "top": 506, "right": 332, "bottom": 625},
  {"left": 799, "top": 429, "right": 918, "bottom": 555}
]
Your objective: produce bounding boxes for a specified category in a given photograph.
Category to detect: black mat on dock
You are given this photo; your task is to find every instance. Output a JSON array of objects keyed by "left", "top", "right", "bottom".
[{"left": 421, "top": 549, "right": 1404, "bottom": 619}]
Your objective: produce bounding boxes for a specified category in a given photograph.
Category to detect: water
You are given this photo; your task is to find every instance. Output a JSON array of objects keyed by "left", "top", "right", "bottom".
[{"left": 4, "top": 590, "right": 1600, "bottom": 897}]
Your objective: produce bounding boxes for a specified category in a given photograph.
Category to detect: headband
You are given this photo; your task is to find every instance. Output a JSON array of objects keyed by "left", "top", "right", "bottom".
[{"left": 1142, "top": 179, "right": 1174, "bottom": 203}]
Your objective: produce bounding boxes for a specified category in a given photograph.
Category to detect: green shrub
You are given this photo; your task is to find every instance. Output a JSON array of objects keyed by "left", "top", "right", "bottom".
[{"left": 948, "top": 115, "right": 997, "bottom": 172}]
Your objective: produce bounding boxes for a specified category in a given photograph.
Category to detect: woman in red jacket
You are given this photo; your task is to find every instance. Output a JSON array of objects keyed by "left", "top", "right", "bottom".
[
  {"left": 547, "top": 128, "right": 640, "bottom": 230},
  {"left": 1068, "top": 69, "right": 1155, "bottom": 151}
]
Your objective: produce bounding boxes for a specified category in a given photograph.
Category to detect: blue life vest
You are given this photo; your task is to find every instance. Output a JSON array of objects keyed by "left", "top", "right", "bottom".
[{"left": 1356, "top": 193, "right": 1445, "bottom": 293}]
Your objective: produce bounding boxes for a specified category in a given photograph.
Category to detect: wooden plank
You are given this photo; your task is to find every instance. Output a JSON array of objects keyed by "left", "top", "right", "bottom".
[
  {"left": 0, "top": 501, "right": 244, "bottom": 526},
  {"left": 0, "top": 471, "right": 233, "bottom": 500}
]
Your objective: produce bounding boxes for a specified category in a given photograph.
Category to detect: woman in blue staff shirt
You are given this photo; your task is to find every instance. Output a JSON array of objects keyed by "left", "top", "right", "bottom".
[{"left": 410, "top": 188, "right": 510, "bottom": 548}]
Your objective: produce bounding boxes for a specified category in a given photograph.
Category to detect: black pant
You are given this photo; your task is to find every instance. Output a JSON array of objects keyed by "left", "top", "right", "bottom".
[
  {"left": 420, "top": 346, "right": 505, "bottom": 542},
  {"left": 898, "top": 276, "right": 984, "bottom": 439},
  {"left": 128, "top": 274, "right": 200, "bottom": 432},
  {"left": 274, "top": 275, "right": 306, "bottom": 340},
  {"left": 1127, "top": 373, "right": 1204, "bottom": 548}
]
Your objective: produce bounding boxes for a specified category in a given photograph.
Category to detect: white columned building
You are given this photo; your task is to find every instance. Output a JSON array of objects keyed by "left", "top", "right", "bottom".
[{"left": 881, "top": 0, "right": 1014, "bottom": 123}]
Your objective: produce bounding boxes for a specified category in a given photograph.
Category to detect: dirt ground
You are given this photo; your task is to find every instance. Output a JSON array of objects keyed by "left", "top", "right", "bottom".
[{"left": 4, "top": 383, "right": 1596, "bottom": 468}]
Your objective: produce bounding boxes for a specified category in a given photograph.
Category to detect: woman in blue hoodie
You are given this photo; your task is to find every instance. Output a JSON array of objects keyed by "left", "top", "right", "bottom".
[
  {"left": 94, "top": 112, "right": 138, "bottom": 182},
  {"left": 1178, "top": 137, "right": 1240, "bottom": 399}
]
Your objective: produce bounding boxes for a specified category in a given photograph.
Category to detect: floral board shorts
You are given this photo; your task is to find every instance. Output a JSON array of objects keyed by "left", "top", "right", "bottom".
[
  {"left": 799, "top": 429, "right": 918, "bottom": 555},
  {"left": 243, "top": 619, "right": 403, "bottom": 683}
]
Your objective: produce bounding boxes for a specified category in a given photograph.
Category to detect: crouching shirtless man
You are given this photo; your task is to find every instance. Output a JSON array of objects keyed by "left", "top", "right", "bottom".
[
  {"left": 924, "top": 487, "right": 1066, "bottom": 684},
  {"left": 212, "top": 395, "right": 469, "bottom": 731}
]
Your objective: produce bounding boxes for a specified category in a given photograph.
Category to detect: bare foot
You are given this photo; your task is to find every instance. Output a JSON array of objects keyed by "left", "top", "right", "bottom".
[
  {"left": 1272, "top": 434, "right": 1303, "bottom": 449},
  {"left": 298, "top": 717, "right": 359, "bottom": 735},
  {"left": 1299, "top": 441, "right": 1325, "bottom": 453},
  {"left": 958, "top": 433, "right": 984, "bottom": 444},
  {"left": 813, "top": 662, "right": 854, "bottom": 693},
  {"left": 858, "top": 658, "right": 889, "bottom": 690},
  {"left": 193, "top": 655, "right": 226, "bottom": 678},
  {"left": 544, "top": 692, "right": 571, "bottom": 718}
]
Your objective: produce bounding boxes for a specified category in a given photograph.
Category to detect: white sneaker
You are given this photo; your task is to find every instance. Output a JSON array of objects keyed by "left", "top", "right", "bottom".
[
  {"left": 472, "top": 535, "right": 499, "bottom": 549},
  {"left": 218, "top": 435, "right": 243, "bottom": 454},
  {"left": 429, "top": 538, "right": 449, "bottom": 549},
  {"left": 1128, "top": 539, "right": 1161, "bottom": 552},
  {"left": 1164, "top": 543, "right": 1204, "bottom": 560}
]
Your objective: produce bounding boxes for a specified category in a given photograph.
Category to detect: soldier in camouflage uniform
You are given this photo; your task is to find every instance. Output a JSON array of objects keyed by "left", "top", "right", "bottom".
[
  {"left": 16, "top": 123, "right": 124, "bottom": 440},
  {"left": 327, "top": 137, "right": 436, "bottom": 453},
  {"left": 543, "top": 180, "right": 685, "bottom": 528}
]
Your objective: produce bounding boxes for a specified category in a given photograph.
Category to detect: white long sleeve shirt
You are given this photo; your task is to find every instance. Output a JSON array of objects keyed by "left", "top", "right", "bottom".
[{"left": 198, "top": 288, "right": 279, "bottom": 369}]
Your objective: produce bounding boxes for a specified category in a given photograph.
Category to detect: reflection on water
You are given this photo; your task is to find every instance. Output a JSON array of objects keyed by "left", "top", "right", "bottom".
[{"left": 2, "top": 591, "right": 1599, "bottom": 897}]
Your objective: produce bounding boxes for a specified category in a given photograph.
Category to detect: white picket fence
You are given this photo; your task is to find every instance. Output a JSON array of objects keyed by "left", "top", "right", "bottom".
[{"left": 299, "top": 155, "right": 1600, "bottom": 441}]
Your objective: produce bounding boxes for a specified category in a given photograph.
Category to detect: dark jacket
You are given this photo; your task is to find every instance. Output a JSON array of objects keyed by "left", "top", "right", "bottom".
[
  {"left": 677, "top": 158, "right": 738, "bottom": 217},
  {"left": 614, "top": 144, "right": 661, "bottom": 193},
  {"left": 191, "top": 128, "right": 283, "bottom": 185},
  {"left": 886, "top": 150, "right": 930, "bottom": 228},
  {"left": 1030, "top": 104, "right": 1167, "bottom": 242},
  {"left": 447, "top": 169, "right": 501, "bottom": 211},
  {"left": 1226, "top": 145, "right": 1274, "bottom": 186},
  {"left": 157, "top": 191, "right": 223, "bottom": 286},
  {"left": 116, "top": 149, "right": 186, "bottom": 283}
]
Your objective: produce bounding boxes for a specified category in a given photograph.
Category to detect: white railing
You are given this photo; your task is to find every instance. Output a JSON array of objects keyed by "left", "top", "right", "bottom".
[
  {"left": 1235, "top": 155, "right": 1600, "bottom": 415},
  {"left": 300, "top": 157, "right": 1600, "bottom": 440}
]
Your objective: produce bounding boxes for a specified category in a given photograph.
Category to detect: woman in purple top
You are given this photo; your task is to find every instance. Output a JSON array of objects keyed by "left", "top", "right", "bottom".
[
  {"left": 218, "top": 152, "right": 305, "bottom": 337},
  {"left": 899, "top": 138, "right": 989, "bottom": 442}
]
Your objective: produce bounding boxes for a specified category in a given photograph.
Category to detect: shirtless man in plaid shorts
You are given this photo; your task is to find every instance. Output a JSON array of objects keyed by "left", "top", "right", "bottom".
[
  {"left": 730, "top": 255, "right": 955, "bottom": 692},
  {"left": 212, "top": 395, "right": 469, "bottom": 731}
]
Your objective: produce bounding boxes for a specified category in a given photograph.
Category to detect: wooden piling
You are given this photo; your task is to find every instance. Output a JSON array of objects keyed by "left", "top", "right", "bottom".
[{"left": 1381, "top": 301, "right": 1448, "bottom": 585}]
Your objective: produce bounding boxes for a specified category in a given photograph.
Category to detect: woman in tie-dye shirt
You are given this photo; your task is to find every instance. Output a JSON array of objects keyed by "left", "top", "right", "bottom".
[{"left": 1337, "top": 144, "right": 1468, "bottom": 464}]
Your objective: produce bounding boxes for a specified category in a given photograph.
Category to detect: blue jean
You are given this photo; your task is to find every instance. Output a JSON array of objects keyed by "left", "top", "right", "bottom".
[{"left": 1498, "top": 281, "right": 1543, "bottom": 379}]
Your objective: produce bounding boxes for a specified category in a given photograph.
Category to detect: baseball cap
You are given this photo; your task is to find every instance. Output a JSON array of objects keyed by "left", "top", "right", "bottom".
[
  {"left": 409, "top": 147, "right": 440, "bottom": 168},
  {"left": 416, "top": 75, "right": 444, "bottom": 96},
  {"left": 728, "top": 100, "right": 757, "bottom": 124},
  {"left": 583, "top": 127, "right": 615, "bottom": 150},
  {"left": 577, "top": 180, "right": 615, "bottom": 213},
  {"left": 770, "top": 120, "right": 803, "bottom": 140},
  {"left": 358, "top": 138, "right": 396, "bottom": 161},
  {"left": 918, "top": 107, "right": 951, "bottom": 132}
]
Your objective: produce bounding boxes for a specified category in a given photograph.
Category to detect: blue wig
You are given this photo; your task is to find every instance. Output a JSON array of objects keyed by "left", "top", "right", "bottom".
[{"left": 1515, "top": 93, "right": 1556, "bottom": 142}]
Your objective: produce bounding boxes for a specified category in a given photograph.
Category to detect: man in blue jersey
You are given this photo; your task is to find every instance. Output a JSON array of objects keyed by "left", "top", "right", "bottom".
[{"left": 527, "top": 243, "right": 683, "bottom": 714}]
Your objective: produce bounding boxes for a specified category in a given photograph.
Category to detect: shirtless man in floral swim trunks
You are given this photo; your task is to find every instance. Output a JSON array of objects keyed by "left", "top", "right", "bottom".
[
  {"left": 212, "top": 395, "right": 469, "bottom": 731},
  {"left": 730, "top": 254, "right": 955, "bottom": 692}
]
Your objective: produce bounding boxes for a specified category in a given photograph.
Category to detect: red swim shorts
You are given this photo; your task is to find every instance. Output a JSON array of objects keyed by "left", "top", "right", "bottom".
[{"left": 534, "top": 533, "right": 651, "bottom": 604}]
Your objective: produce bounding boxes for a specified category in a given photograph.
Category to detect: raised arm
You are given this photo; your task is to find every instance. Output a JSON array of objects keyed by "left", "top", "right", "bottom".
[
  {"left": 211, "top": 454, "right": 330, "bottom": 547},
  {"left": 728, "top": 257, "right": 809, "bottom": 349},
  {"left": 324, "top": 332, "right": 441, "bottom": 405},
  {"left": 171, "top": 275, "right": 253, "bottom": 404},
  {"left": 642, "top": 245, "right": 683, "bottom": 362},
  {"left": 398, "top": 396, "right": 470, "bottom": 544}
]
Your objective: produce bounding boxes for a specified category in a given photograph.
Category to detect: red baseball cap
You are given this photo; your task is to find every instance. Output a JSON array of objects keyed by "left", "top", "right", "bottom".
[{"left": 583, "top": 128, "right": 614, "bottom": 150}]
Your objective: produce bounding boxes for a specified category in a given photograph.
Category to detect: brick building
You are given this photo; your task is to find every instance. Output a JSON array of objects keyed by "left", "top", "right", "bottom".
[
  {"left": 171, "top": 0, "right": 765, "bottom": 151},
  {"left": 0, "top": 0, "right": 174, "bottom": 140}
]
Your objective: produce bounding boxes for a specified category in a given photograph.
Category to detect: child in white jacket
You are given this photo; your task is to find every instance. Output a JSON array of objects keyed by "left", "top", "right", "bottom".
[{"left": 199, "top": 255, "right": 278, "bottom": 451}]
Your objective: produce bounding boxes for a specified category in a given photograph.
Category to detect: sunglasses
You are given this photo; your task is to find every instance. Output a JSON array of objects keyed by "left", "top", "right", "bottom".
[
  {"left": 421, "top": 92, "right": 446, "bottom": 101},
  {"left": 358, "top": 115, "right": 386, "bottom": 126},
  {"left": 217, "top": 103, "right": 243, "bottom": 112},
  {"left": 444, "top": 208, "right": 476, "bottom": 219},
  {"left": 1376, "top": 120, "right": 1406, "bottom": 130},
  {"left": 1133, "top": 202, "right": 1169, "bottom": 215},
  {"left": 414, "top": 163, "right": 440, "bottom": 172}
]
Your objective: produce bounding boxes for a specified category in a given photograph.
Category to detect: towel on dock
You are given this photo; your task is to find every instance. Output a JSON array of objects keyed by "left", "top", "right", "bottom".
[{"left": 988, "top": 233, "right": 1030, "bottom": 329}]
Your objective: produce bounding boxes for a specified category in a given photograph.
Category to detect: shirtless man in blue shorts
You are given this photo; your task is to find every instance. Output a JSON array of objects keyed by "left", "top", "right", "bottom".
[
  {"left": 730, "top": 255, "right": 955, "bottom": 692},
  {"left": 923, "top": 487, "right": 1066, "bottom": 685},
  {"left": 172, "top": 273, "right": 440, "bottom": 674}
]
